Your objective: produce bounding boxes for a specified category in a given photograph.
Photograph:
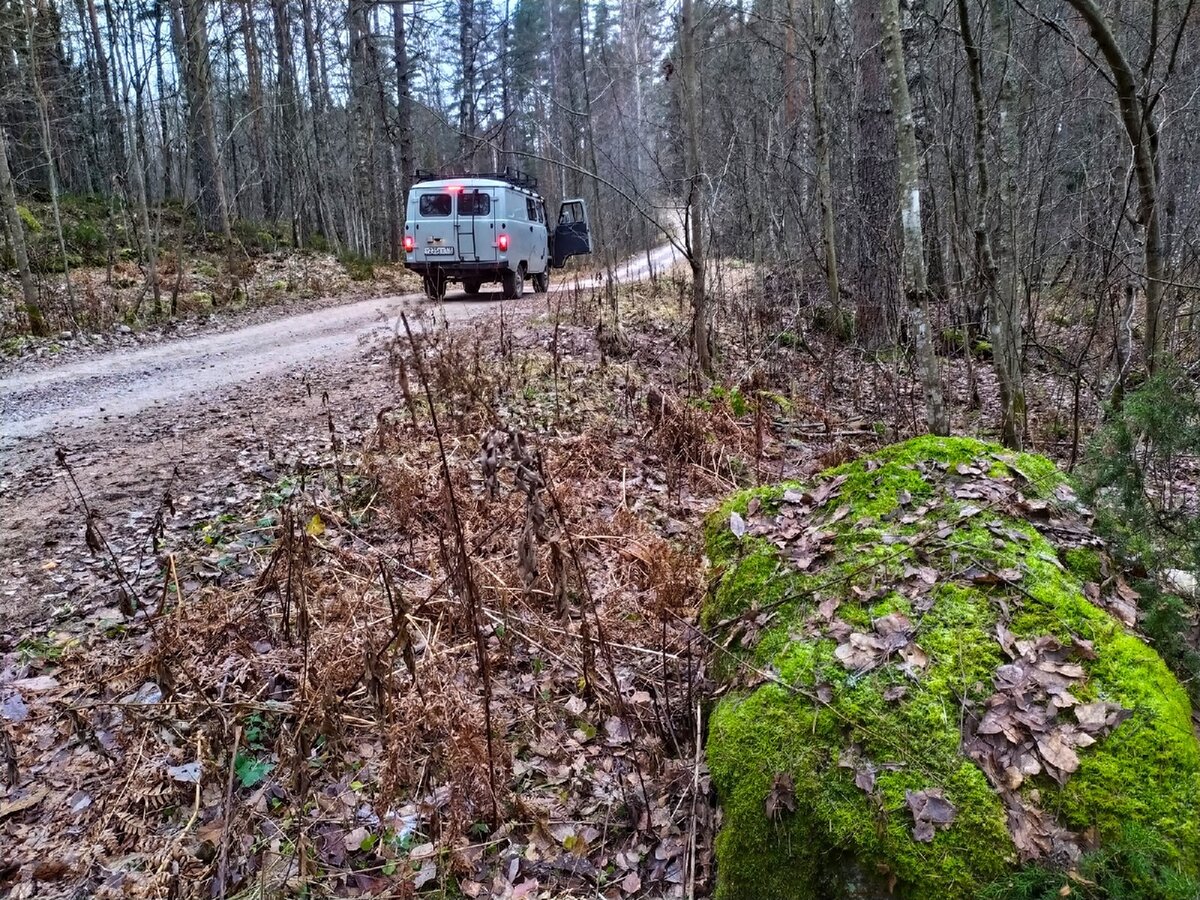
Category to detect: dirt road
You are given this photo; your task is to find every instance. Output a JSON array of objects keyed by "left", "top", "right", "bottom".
[{"left": 0, "top": 244, "right": 680, "bottom": 632}]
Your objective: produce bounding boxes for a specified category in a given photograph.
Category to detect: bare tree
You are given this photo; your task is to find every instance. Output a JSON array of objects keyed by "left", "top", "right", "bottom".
[
  {"left": 881, "top": 0, "right": 947, "bottom": 434},
  {"left": 679, "top": 0, "right": 711, "bottom": 375},
  {"left": 0, "top": 126, "right": 42, "bottom": 334}
]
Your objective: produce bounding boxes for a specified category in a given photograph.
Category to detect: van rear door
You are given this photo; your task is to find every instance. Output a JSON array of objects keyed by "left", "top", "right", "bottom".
[
  {"left": 551, "top": 199, "right": 592, "bottom": 268},
  {"left": 456, "top": 188, "right": 496, "bottom": 263}
]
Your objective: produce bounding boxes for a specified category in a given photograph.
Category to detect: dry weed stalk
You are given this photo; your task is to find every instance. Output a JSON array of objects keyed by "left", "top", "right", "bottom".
[{"left": 400, "top": 311, "right": 502, "bottom": 826}]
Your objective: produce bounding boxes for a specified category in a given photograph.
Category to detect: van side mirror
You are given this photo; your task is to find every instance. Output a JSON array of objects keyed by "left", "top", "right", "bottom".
[{"left": 551, "top": 199, "right": 592, "bottom": 268}]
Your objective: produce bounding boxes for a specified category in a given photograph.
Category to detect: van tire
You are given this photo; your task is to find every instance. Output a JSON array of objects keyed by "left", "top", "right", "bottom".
[
  {"left": 463, "top": 278, "right": 482, "bottom": 296},
  {"left": 502, "top": 264, "right": 525, "bottom": 300},
  {"left": 423, "top": 271, "right": 446, "bottom": 301},
  {"left": 533, "top": 269, "right": 550, "bottom": 293}
]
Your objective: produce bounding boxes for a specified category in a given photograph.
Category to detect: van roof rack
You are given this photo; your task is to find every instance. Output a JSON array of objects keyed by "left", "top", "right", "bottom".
[{"left": 413, "top": 166, "right": 539, "bottom": 191}]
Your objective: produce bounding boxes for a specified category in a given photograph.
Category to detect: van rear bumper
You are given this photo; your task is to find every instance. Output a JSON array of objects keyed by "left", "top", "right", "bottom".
[{"left": 405, "top": 261, "right": 506, "bottom": 279}]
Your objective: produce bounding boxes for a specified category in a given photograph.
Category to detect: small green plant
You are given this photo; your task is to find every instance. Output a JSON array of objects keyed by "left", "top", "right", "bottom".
[
  {"left": 17, "top": 636, "right": 62, "bottom": 662},
  {"left": 243, "top": 712, "right": 271, "bottom": 748},
  {"left": 339, "top": 252, "right": 376, "bottom": 281},
  {"left": 710, "top": 384, "right": 748, "bottom": 417},
  {"left": 234, "top": 752, "right": 274, "bottom": 789}
]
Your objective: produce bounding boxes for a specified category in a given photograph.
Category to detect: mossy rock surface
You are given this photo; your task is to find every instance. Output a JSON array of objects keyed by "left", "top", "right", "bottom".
[{"left": 703, "top": 436, "right": 1200, "bottom": 900}]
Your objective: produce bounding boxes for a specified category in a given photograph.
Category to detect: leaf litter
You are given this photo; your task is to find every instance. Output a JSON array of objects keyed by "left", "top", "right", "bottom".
[
  {"left": 0, "top": 279, "right": 1161, "bottom": 895},
  {"left": 0, "top": 283, "right": 811, "bottom": 898}
]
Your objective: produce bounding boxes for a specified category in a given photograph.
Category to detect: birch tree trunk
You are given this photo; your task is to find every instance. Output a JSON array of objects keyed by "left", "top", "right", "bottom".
[
  {"left": 0, "top": 127, "right": 42, "bottom": 334},
  {"left": 680, "top": 0, "right": 712, "bottom": 375},
  {"left": 987, "top": 0, "right": 1027, "bottom": 446},
  {"left": 881, "top": 0, "right": 947, "bottom": 435}
]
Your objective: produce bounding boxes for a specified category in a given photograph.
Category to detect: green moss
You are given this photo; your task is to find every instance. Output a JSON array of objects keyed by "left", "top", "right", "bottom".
[
  {"left": 1063, "top": 547, "right": 1103, "bottom": 583},
  {"left": 703, "top": 437, "right": 1200, "bottom": 900},
  {"left": 16, "top": 204, "right": 42, "bottom": 233}
]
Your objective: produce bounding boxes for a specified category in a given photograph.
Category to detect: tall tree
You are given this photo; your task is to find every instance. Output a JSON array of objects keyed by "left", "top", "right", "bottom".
[
  {"left": 1063, "top": 0, "right": 1170, "bottom": 373},
  {"left": 172, "top": 0, "right": 231, "bottom": 236},
  {"left": 0, "top": 126, "right": 42, "bottom": 333},
  {"left": 881, "top": 0, "right": 947, "bottom": 434},
  {"left": 239, "top": 0, "right": 273, "bottom": 221},
  {"left": 679, "top": 0, "right": 711, "bottom": 375},
  {"left": 810, "top": 0, "right": 839, "bottom": 315},
  {"left": 851, "top": 0, "right": 898, "bottom": 348}
]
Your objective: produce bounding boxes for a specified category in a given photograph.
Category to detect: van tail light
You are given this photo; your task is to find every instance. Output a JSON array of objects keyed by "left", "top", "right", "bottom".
[
  {"left": 498, "top": 233, "right": 509, "bottom": 252},
  {"left": 403, "top": 235, "right": 415, "bottom": 253}
]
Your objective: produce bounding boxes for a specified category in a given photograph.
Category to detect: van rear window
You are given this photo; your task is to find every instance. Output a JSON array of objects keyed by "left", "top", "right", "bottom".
[
  {"left": 459, "top": 192, "right": 491, "bottom": 216},
  {"left": 419, "top": 194, "right": 451, "bottom": 217}
]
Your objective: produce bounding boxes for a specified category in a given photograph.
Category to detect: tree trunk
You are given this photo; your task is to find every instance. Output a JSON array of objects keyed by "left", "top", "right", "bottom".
[
  {"left": 173, "top": 0, "right": 231, "bottom": 237},
  {"left": 153, "top": 0, "right": 174, "bottom": 199},
  {"left": 271, "top": 0, "right": 301, "bottom": 241},
  {"left": 300, "top": 0, "right": 337, "bottom": 247},
  {"left": 851, "top": 0, "right": 899, "bottom": 348},
  {"left": 458, "top": 0, "right": 478, "bottom": 165},
  {"left": 393, "top": 1, "right": 413, "bottom": 189},
  {"left": 987, "top": 0, "right": 1027, "bottom": 446},
  {"left": 811, "top": 0, "right": 840, "bottom": 314},
  {"left": 1064, "top": 0, "right": 1165, "bottom": 371},
  {"left": 85, "top": 0, "right": 125, "bottom": 177},
  {"left": 956, "top": 0, "right": 1025, "bottom": 447},
  {"left": 680, "top": 0, "right": 712, "bottom": 375},
  {"left": 24, "top": 0, "right": 77, "bottom": 322},
  {"left": 239, "top": 0, "right": 273, "bottom": 221},
  {"left": 0, "top": 127, "right": 43, "bottom": 334},
  {"left": 114, "top": 0, "right": 161, "bottom": 315},
  {"left": 881, "top": 0, "right": 947, "bottom": 434}
]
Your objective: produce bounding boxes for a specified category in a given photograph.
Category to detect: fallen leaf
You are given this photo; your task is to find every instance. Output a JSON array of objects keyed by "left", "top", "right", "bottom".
[
  {"left": 729, "top": 511, "right": 746, "bottom": 539},
  {"left": 413, "top": 858, "right": 437, "bottom": 888},
  {"left": 0, "top": 788, "right": 47, "bottom": 820},
  {"left": 564, "top": 695, "right": 587, "bottom": 716},
  {"left": 906, "top": 788, "right": 957, "bottom": 842},
  {"left": 345, "top": 826, "right": 370, "bottom": 851},
  {"left": 1036, "top": 731, "right": 1081, "bottom": 783},
  {"left": 167, "top": 761, "right": 201, "bottom": 784},
  {"left": 765, "top": 772, "right": 796, "bottom": 821}
]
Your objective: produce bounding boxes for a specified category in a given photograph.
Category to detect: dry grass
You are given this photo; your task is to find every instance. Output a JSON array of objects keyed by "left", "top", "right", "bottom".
[{"left": 0, "top": 271, "right": 1118, "bottom": 898}]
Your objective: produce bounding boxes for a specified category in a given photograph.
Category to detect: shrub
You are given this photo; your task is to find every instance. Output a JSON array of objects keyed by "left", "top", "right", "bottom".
[
  {"left": 1081, "top": 368, "right": 1200, "bottom": 572},
  {"left": 1079, "top": 367, "right": 1200, "bottom": 701},
  {"left": 339, "top": 252, "right": 375, "bottom": 281}
]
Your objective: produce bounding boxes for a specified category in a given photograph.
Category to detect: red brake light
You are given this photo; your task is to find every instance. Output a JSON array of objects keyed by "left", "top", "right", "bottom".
[
  {"left": 447, "top": 184, "right": 462, "bottom": 193},
  {"left": 498, "top": 233, "right": 509, "bottom": 252},
  {"left": 403, "top": 235, "right": 415, "bottom": 253}
]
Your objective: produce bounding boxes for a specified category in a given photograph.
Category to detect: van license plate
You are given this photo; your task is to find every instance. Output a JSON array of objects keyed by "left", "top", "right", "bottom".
[{"left": 424, "top": 246, "right": 454, "bottom": 256}]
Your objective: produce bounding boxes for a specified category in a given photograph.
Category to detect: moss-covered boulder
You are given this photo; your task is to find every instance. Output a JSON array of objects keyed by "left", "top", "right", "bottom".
[{"left": 703, "top": 436, "right": 1200, "bottom": 900}]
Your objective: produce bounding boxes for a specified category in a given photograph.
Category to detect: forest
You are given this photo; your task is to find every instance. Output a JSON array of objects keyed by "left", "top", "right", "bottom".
[{"left": 2, "top": 0, "right": 1200, "bottom": 897}]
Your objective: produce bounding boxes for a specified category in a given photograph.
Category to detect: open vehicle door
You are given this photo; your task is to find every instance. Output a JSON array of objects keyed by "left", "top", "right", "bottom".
[{"left": 551, "top": 199, "right": 592, "bottom": 268}]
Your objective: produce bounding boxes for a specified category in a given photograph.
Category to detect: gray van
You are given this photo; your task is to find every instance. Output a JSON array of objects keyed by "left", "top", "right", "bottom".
[{"left": 403, "top": 169, "right": 592, "bottom": 301}]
